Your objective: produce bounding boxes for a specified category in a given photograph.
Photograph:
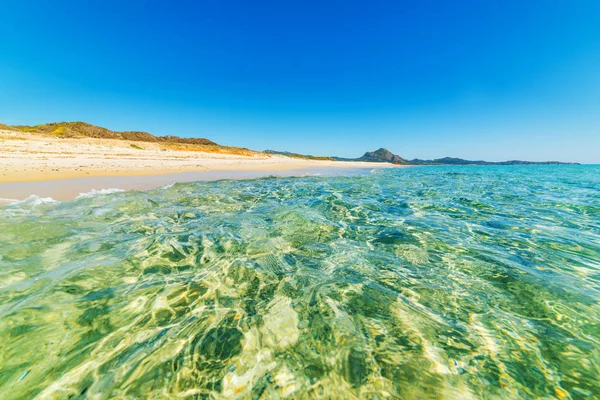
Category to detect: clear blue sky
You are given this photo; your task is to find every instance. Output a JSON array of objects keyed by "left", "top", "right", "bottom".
[{"left": 1, "top": 1, "right": 599, "bottom": 162}]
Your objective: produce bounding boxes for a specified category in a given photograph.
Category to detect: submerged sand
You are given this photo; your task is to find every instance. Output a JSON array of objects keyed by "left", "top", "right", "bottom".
[{"left": 0, "top": 130, "right": 401, "bottom": 200}]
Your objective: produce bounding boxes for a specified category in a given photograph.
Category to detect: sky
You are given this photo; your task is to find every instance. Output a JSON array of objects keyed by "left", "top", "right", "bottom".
[{"left": 1, "top": 1, "right": 599, "bottom": 163}]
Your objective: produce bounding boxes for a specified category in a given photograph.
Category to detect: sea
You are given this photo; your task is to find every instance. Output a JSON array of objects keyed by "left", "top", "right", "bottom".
[{"left": 0, "top": 165, "right": 598, "bottom": 399}]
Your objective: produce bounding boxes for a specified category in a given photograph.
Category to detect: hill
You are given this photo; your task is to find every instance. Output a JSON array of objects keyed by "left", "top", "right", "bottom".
[
  {"left": 2, "top": 121, "right": 218, "bottom": 146},
  {"left": 264, "top": 150, "right": 333, "bottom": 161},
  {"left": 356, "top": 148, "right": 410, "bottom": 164}
]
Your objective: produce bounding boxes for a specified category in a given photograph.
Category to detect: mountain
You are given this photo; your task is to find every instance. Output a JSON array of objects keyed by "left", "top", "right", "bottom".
[
  {"left": 2, "top": 121, "right": 218, "bottom": 146},
  {"left": 357, "top": 148, "right": 410, "bottom": 164},
  {"left": 331, "top": 148, "right": 410, "bottom": 164}
]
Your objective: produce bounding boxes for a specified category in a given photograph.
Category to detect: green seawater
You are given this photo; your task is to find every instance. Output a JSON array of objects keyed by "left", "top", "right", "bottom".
[{"left": 0, "top": 166, "right": 599, "bottom": 399}]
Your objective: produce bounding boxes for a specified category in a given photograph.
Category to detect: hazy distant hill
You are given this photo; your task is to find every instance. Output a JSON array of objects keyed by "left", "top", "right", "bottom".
[
  {"left": 1, "top": 121, "right": 218, "bottom": 146},
  {"left": 407, "top": 156, "right": 579, "bottom": 165},
  {"left": 264, "top": 149, "right": 333, "bottom": 161}
]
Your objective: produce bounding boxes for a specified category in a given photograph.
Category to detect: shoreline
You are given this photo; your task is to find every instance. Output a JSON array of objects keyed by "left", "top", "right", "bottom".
[
  {"left": 0, "top": 166, "right": 390, "bottom": 202},
  {"left": 0, "top": 130, "right": 401, "bottom": 201},
  {"left": 0, "top": 159, "right": 394, "bottom": 183}
]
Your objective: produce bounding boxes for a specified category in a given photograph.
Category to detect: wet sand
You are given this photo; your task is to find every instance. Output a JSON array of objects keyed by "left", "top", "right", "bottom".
[{"left": 0, "top": 167, "right": 383, "bottom": 201}]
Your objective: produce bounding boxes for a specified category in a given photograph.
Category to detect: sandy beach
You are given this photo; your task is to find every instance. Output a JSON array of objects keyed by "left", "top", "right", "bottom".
[{"left": 0, "top": 129, "right": 399, "bottom": 200}]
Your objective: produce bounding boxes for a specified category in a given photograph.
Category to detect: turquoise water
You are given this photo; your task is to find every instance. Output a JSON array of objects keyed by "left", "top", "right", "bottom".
[{"left": 0, "top": 166, "right": 599, "bottom": 399}]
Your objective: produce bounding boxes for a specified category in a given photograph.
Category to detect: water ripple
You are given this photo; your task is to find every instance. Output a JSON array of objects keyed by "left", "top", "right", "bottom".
[{"left": 0, "top": 165, "right": 599, "bottom": 399}]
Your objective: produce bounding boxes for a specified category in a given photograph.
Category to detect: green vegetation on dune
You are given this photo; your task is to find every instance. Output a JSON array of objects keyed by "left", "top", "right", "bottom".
[
  {"left": 263, "top": 149, "right": 333, "bottom": 161},
  {"left": 5, "top": 121, "right": 218, "bottom": 146}
]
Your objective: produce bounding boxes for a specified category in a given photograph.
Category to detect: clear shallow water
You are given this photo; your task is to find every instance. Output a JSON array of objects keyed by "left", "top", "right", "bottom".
[{"left": 0, "top": 165, "right": 599, "bottom": 399}]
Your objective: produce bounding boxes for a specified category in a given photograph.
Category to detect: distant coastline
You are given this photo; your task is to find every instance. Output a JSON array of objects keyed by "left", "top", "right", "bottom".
[{"left": 267, "top": 148, "right": 580, "bottom": 166}]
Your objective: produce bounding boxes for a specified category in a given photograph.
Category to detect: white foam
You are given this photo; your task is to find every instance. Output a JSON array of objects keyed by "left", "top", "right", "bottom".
[
  {"left": 0, "top": 196, "right": 59, "bottom": 216},
  {"left": 75, "top": 188, "right": 125, "bottom": 199},
  {"left": 0, "top": 197, "right": 20, "bottom": 205},
  {"left": 9, "top": 195, "right": 58, "bottom": 206}
]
